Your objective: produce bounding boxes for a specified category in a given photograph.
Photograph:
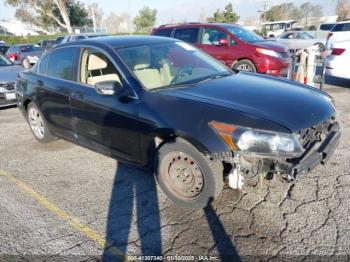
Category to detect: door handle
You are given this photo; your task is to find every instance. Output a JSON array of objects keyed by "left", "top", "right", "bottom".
[{"left": 36, "top": 80, "right": 43, "bottom": 86}]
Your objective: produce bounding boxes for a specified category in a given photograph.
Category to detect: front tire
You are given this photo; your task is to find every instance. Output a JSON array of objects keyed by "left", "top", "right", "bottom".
[
  {"left": 155, "top": 138, "right": 224, "bottom": 209},
  {"left": 233, "top": 59, "right": 256, "bottom": 73},
  {"left": 27, "top": 102, "right": 56, "bottom": 143}
]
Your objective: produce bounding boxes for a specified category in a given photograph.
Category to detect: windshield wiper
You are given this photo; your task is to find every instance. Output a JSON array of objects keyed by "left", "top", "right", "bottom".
[{"left": 164, "top": 72, "right": 232, "bottom": 89}]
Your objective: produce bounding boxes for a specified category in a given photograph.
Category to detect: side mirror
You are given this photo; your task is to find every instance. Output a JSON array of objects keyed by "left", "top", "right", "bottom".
[
  {"left": 95, "top": 80, "right": 123, "bottom": 96},
  {"left": 218, "top": 38, "right": 229, "bottom": 46}
]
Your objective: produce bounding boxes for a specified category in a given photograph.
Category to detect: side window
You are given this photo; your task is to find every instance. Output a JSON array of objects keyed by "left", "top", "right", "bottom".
[
  {"left": 174, "top": 28, "right": 199, "bottom": 43},
  {"left": 201, "top": 28, "right": 228, "bottom": 45},
  {"left": 281, "top": 33, "right": 293, "bottom": 39},
  {"left": 47, "top": 47, "right": 77, "bottom": 81},
  {"left": 37, "top": 54, "right": 49, "bottom": 75},
  {"left": 154, "top": 29, "right": 172, "bottom": 37},
  {"left": 80, "top": 49, "right": 122, "bottom": 87}
]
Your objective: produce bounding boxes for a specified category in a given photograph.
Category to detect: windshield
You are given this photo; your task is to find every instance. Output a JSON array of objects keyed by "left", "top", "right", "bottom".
[
  {"left": 19, "top": 45, "right": 42, "bottom": 53},
  {"left": 223, "top": 25, "right": 263, "bottom": 43},
  {"left": 116, "top": 41, "right": 231, "bottom": 90},
  {"left": 0, "top": 54, "right": 13, "bottom": 66}
]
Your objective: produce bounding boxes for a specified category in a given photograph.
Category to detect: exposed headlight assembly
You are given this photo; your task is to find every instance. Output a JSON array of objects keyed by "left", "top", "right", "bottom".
[{"left": 209, "top": 121, "right": 304, "bottom": 158}]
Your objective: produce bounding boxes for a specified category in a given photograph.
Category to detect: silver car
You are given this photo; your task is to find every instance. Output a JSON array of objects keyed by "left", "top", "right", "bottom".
[
  {"left": 276, "top": 31, "right": 325, "bottom": 52},
  {"left": 0, "top": 55, "right": 23, "bottom": 107}
]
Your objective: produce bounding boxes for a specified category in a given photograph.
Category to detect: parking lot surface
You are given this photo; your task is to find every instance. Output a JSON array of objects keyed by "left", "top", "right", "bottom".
[{"left": 0, "top": 81, "right": 350, "bottom": 261}]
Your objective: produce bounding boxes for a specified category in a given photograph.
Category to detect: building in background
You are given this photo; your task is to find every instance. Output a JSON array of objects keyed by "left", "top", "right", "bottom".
[{"left": 0, "top": 20, "right": 50, "bottom": 36}]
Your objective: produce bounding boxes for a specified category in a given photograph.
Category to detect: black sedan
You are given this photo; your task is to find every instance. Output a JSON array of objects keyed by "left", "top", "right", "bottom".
[{"left": 16, "top": 36, "right": 340, "bottom": 209}]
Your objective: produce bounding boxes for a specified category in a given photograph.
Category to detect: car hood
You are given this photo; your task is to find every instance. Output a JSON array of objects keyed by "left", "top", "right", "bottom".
[
  {"left": 0, "top": 65, "right": 24, "bottom": 83},
  {"left": 251, "top": 40, "right": 288, "bottom": 52},
  {"left": 161, "top": 72, "right": 335, "bottom": 132}
]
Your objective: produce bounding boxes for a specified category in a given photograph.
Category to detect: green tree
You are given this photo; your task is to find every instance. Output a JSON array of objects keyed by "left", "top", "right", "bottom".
[
  {"left": 336, "top": 0, "right": 350, "bottom": 21},
  {"left": 41, "top": 1, "right": 92, "bottom": 29},
  {"left": 6, "top": 0, "right": 92, "bottom": 33},
  {"left": 133, "top": 6, "right": 157, "bottom": 33},
  {"left": 264, "top": 3, "right": 302, "bottom": 21},
  {"left": 6, "top": 0, "right": 74, "bottom": 33},
  {"left": 207, "top": 3, "right": 240, "bottom": 23},
  {"left": 300, "top": 2, "right": 323, "bottom": 26}
]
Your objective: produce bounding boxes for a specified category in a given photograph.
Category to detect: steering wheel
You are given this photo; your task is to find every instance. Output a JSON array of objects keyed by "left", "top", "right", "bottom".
[{"left": 170, "top": 65, "right": 192, "bottom": 85}]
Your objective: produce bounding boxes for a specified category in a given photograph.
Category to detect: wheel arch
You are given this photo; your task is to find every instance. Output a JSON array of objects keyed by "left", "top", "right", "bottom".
[
  {"left": 144, "top": 129, "right": 211, "bottom": 169},
  {"left": 23, "top": 98, "right": 32, "bottom": 112}
]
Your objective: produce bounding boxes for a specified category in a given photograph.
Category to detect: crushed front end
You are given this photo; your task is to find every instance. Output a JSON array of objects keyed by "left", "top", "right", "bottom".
[{"left": 209, "top": 118, "right": 341, "bottom": 187}]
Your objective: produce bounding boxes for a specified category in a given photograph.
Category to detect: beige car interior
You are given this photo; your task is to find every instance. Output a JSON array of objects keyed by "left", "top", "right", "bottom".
[
  {"left": 133, "top": 59, "right": 173, "bottom": 89},
  {"left": 81, "top": 51, "right": 122, "bottom": 86},
  {"left": 124, "top": 47, "right": 173, "bottom": 89}
]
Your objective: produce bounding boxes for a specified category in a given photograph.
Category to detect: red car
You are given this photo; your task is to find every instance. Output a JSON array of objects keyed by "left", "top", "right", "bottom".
[{"left": 152, "top": 23, "right": 292, "bottom": 77}]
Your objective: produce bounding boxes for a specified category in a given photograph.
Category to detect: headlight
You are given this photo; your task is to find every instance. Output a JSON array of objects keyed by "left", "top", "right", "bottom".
[
  {"left": 256, "top": 48, "right": 281, "bottom": 58},
  {"left": 209, "top": 121, "right": 304, "bottom": 157},
  {"left": 0, "top": 87, "right": 6, "bottom": 93}
]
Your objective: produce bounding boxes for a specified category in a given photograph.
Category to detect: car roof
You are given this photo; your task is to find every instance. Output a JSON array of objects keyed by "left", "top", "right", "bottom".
[
  {"left": 338, "top": 20, "right": 350, "bottom": 24},
  {"left": 58, "top": 35, "right": 177, "bottom": 49},
  {"left": 157, "top": 22, "right": 239, "bottom": 29},
  {"left": 262, "top": 20, "right": 296, "bottom": 25}
]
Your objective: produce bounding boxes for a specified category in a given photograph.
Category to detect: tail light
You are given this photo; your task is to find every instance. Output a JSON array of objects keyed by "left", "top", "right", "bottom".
[
  {"left": 7, "top": 52, "right": 17, "bottom": 61},
  {"left": 327, "top": 32, "right": 333, "bottom": 40},
  {"left": 331, "top": 48, "right": 345, "bottom": 56}
]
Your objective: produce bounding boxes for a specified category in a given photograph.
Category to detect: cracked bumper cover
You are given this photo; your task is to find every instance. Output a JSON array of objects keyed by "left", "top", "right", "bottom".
[{"left": 291, "top": 123, "right": 340, "bottom": 177}]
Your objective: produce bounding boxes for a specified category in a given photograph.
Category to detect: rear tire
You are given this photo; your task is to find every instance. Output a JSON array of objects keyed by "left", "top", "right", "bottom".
[
  {"left": 155, "top": 138, "right": 224, "bottom": 209},
  {"left": 233, "top": 59, "right": 256, "bottom": 73},
  {"left": 27, "top": 102, "right": 56, "bottom": 143}
]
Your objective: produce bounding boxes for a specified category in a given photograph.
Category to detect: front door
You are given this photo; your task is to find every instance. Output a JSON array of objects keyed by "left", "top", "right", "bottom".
[
  {"left": 197, "top": 27, "right": 237, "bottom": 67},
  {"left": 69, "top": 48, "right": 141, "bottom": 163}
]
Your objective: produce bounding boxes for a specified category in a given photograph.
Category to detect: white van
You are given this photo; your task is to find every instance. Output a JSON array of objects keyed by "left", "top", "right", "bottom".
[{"left": 262, "top": 20, "right": 297, "bottom": 38}]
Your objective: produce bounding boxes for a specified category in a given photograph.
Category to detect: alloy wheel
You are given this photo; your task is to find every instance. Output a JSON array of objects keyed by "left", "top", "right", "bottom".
[
  {"left": 236, "top": 63, "right": 254, "bottom": 72},
  {"left": 28, "top": 107, "right": 45, "bottom": 139}
]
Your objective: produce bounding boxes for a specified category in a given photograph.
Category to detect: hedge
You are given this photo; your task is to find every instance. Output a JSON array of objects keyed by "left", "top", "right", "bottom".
[{"left": 0, "top": 32, "right": 147, "bottom": 45}]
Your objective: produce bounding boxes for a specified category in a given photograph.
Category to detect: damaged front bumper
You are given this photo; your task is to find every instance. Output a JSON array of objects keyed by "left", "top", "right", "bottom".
[
  {"left": 291, "top": 123, "right": 340, "bottom": 178},
  {"left": 211, "top": 120, "right": 341, "bottom": 184}
]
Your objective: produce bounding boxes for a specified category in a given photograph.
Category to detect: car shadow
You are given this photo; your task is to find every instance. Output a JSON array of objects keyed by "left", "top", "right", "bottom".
[
  {"left": 102, "top": 163, "right": 162, "bottom": 261},
  {"left": 102, "top": 162, "right": 241, "bottom": 261}
]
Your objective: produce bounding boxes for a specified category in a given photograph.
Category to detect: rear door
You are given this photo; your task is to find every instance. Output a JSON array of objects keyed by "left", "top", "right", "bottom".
[
  {"left": 34, "top": 47, "right": 80, "bottom": 140},
  {"left": 69, "top": 47, "right": 141, "bottom": 163}
]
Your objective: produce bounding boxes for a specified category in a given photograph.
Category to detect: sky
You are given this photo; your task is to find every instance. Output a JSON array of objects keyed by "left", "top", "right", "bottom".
[{"left": 0, "top": 0, "right": 339, "bottom": 25}]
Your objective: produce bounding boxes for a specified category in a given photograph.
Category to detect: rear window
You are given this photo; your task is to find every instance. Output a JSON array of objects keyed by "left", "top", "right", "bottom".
[
  {"left": 332, "top": 23, "right": 350, "bottom": 32},
  {"left": 320, "top": 24, "right": 336, "bottom": 31},
  {"left": 47, "top": 47, "right": 78, "bottom": 81},
  {"left": 154, "top": 28, "right": 173, "bottom": 37},
  {"left": 174, "top": 28, "right": 199, "bottom": 43},
  {"left": 20, "top": 45, "right": 35, "bottom": 53}
]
